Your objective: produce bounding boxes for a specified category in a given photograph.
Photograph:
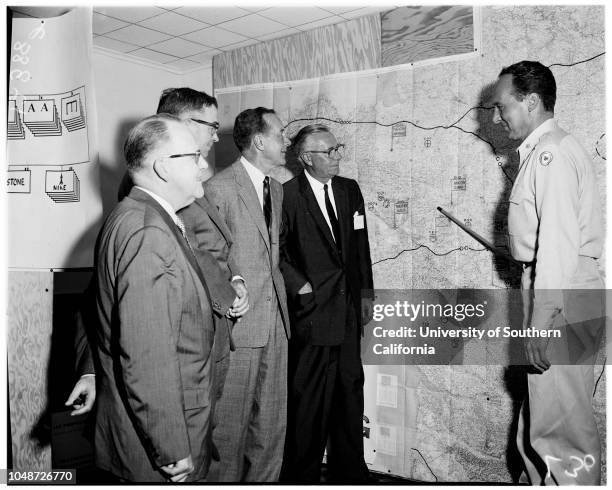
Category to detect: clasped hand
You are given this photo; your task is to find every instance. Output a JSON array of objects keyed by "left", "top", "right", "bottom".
[{"left": 226, "top": 279, "right": 249, "bottom": 319}]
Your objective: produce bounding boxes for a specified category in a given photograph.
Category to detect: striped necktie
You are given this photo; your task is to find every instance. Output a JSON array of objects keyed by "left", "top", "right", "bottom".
[{"left": 176, "top": 216, "right": 194, "bottom": 252}]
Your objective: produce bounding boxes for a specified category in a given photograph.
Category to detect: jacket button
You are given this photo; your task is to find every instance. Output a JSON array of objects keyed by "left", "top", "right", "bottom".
[
  {"left": 266, "top": 296, "right": 272, "bottom": 302},
  {"left": 213, "top": 302, "right": 220, "bottom": 308},
  {"left": 339, "top": 290, "right": 345, "bottom": 295}
]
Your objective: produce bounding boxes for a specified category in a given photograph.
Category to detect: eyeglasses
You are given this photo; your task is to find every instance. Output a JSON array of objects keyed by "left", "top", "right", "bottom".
[
  {"left": 190, "top": 118, "right": 220, "bottom": 135},
  {"left": 303, "top": 143, "right": 345, "bottom": 159},
  {"left": 159, "top": 150, "right": 203, "bottom": 166}
]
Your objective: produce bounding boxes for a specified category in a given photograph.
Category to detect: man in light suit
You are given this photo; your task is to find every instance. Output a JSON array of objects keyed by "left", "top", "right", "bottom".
[
  {"left": 279, "top": 124, "right": 373, "bottom": 482},
  {"left": 93, "top": 114, "right": 215, "bottom": 482},
  {"left": 205, "top": 107, "right": 291, "bottom": 482}
]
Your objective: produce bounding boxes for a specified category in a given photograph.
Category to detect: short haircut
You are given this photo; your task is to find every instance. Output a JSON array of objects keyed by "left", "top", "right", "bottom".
[
  {"left": 499, "top": 61, "right": 556, "bottom": 112},
  {"left": 124, "top": 113, "right": 181, "bottom": 172},
  {"left": 233, "top": 107, "right": 276, "bottom": 153},
  {"left": 156, "top": 87, "right": 218, "bottom": 116},
  {"left": 289, "top": 123, "right": 331, "bottom": 157}
]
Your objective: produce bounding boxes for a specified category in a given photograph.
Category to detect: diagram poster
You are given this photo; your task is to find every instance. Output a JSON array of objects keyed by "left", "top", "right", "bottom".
[{"left": 7, "top": 8, "right": 102, "bottom": 269}]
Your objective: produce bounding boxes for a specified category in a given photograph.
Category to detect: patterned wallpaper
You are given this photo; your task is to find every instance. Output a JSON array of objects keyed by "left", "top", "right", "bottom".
[
  {"left": 213, "top": 14, "right": 381, "bottom": 89},
  {"left": 213, "top": 6, "right": 475, "bottom": 90}
]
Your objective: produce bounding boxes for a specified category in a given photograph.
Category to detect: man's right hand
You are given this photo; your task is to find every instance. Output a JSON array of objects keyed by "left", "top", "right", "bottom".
[
  {"left": 160, "top": 455, "right": 194, "bottom": 482},
  {"left": 297, "top": 282, "right": 313, "bottom": 294},
  {"left": 65, "top": 375, "right": 96, "bottom": 416}
]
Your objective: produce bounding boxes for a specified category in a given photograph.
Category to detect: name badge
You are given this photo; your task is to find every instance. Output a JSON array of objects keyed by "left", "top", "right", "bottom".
[{"left": 353, "top": 212, "right": 364, "bottom": 230}]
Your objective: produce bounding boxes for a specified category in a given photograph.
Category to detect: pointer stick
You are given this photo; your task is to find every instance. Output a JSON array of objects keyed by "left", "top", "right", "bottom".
[{"left": 436, "top": 207, "right": 520, "bottom": 264}]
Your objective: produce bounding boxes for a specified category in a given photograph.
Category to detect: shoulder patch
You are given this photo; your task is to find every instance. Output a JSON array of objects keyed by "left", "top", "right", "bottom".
[{"left": 539, "top": 151, "right": 553, "bottom": 166}]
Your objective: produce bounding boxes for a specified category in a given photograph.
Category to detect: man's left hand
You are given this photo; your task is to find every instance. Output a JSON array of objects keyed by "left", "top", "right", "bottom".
[
  {"left": 161, "top": 455, "right": 194, "bottom": 483},
  {"left": 524, "top": 336, "right": 551, "bottom": 373},
  {"left": 361, "top": 297, "right": 374, "bottom": 325}
]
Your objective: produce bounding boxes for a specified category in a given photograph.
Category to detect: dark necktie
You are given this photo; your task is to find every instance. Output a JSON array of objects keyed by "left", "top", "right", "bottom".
[
  {"left": 263, "top": 176, "right": 272, "bottom": 235},
  {"left": 324, "top": 183, "right": 341, "bottom": 252}
]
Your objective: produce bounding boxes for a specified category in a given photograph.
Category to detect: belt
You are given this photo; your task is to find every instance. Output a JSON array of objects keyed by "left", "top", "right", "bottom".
[{"left": 519, "top": 260, "right": 535, "bottom": 271}]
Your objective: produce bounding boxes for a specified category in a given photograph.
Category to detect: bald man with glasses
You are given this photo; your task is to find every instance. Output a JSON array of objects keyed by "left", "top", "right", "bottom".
[
  {"left": 280, "top": 124, "right": 374, "bottom": 482},
  {"left": 68, "top": 89, "right": 248, "bottom": 456},
  {"left": 94, "top": 114, "right": 215, "bottom": 481},
  {"left": 116, "top": 89, "right": 250, "bottom": 465}
]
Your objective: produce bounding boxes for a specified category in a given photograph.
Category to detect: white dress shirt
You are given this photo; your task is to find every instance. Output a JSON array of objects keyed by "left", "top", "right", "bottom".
[
  {"left": 304, "top": 170, "right": 338, "bottom": 241},
  {"left": 240, "top": 156, "right": 267, "bottom": 209},
  {"left": 134, "top": 186, "right": 182, "bottom": 230}
]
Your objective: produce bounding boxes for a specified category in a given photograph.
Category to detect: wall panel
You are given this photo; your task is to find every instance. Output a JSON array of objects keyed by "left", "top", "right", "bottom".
[
  {"left": 8, "top": 271, "right": 54, "bottom": 470},
  {"left": 381, "top": 6, "right": 474, "bottom": 66}
]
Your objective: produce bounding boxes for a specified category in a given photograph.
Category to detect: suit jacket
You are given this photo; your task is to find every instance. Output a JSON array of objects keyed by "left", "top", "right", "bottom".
[
  {"left": 93, "top": 187, "right": 215, "bottom": 482},
  {"left": 181, "top": 194, "right": 237, "bottom": 280},
  {"left": 120, "top": 172, "right": 237, "bottom": 323},
  {"left": 204, "top": 159, "right": 290, "bottom": 348},
  {"left": 180, "top": 195, "right": 239, "bottom": 352},
  {"left": 280, "top": 172, "right": 373, "bottom": 345},
  {"left": 74, "top": 281, "right": 96, "bottom": 377}
]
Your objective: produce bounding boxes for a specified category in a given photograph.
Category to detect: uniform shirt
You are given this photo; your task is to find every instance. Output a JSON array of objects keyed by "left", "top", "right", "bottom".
[
  {"left": 507, "top": 118, "right": 603, "bottom": 327},
  {"left": 304, "top": 169, "right": 339, "bottom": 241}
]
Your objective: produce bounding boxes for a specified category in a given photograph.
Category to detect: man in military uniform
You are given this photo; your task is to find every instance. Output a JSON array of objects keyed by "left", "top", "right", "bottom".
[{"left": 491, "top": 60, "right": 604, "bottom": 485}]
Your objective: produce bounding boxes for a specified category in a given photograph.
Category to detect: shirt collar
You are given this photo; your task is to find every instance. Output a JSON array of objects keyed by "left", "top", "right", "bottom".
[
  {"left": 134, "top": 186, "right": 180, "bottom": 226},
  {"left": 518, "top": 118, "right": 557, "bottom": 161},
  {"left": 240, "top": 155, "right": 267, "bottom": 185},
  {"left": 304, "top": 168, "right": 332, "bottom": 192}
]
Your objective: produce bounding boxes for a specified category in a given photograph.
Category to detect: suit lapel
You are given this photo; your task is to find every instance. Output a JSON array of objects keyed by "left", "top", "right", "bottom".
[
  {"left": 270, "top": 177, "right": 282, "bottom": 246},
  {"left": 233, "top": 161, "right": 271, "bottom": 252},
  {"left": 129, "top": 188, "right": 211, "bottom": 298},
  {"left": 199, "top": 194, "right": 232, "bottom": 246},
  {"left": 298, "top": 173, "right": 341, "bottom": 261}
]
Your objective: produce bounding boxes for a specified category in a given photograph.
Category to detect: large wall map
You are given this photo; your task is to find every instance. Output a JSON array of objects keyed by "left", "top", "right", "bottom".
[{"left": 214, "top": 6, "right": 605, "bottom": 482}]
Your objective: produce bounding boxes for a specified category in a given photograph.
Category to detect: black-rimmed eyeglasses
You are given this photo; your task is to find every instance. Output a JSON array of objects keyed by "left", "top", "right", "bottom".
[
  {"left": 190, "top": 118, "right": 220, "bottom": 135},
  {"left": 159, "top": 150, "right": 203, "bottom": 166},
  {"left": 303, "top": 143, "right": 345, "bottom": 159}
]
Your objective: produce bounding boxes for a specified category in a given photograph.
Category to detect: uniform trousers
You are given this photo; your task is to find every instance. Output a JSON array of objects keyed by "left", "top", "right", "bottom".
[
  {"left": 517, "top": 256, "right": 603, "bottom": 485},
  {"left": 281, "top": 305, "right": 369, "bottom": 482},
  {"left": 207, "top": 309, "right": 287, "bottom": 482}
]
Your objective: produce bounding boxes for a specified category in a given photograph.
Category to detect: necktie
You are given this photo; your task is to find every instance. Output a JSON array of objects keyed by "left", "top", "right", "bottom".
[
  {"left": 263, "top": 176, "right": 272, "bottom": 235},
  {"left": 324, "top": 183, "right": 341, "bottom": 252},
  {"left": 176, "top": 216, "right": 194, "bottom": 253}
]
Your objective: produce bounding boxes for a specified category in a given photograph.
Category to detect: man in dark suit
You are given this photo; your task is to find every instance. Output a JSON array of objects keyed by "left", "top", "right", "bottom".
[
  {"left": 66, "top": 88, "right": 249, "bottom": 425},
  {"left": 279, "top": 124, "right": 374, "bottom": 482},
  {"left": 93, "top": 114, "right": 215, "bottom": 482},
  {"left": 204, "top": 108, "right": 291, "bottom": 481},
  {"left": 153, "top": 88, "right": 249, "bottom": 423},
  {"left": 64, "top": 282, "right": 97, "bottom": 415}
]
